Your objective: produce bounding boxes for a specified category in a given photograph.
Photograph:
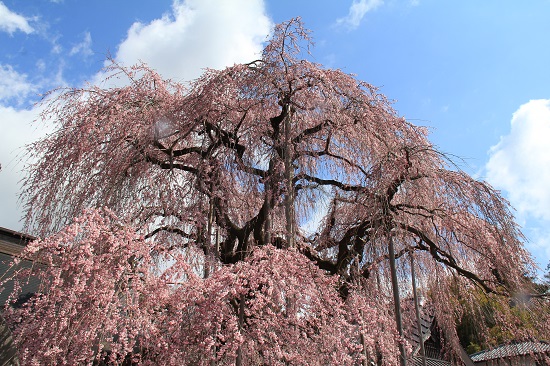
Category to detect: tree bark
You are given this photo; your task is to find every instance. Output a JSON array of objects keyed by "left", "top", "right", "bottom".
[
  {"left": 264, "top": 158, "right": 274, "bottom": 245},
  {"left": 283, "top": 106, "right": 295, "bottom": 248}
]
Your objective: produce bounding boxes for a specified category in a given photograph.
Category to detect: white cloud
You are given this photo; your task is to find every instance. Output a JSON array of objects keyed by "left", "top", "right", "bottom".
[
  {"left": 0, "top": 64, "right": 62, "bottom": 232},
  {"left": 70, "top": 31, "right": 93, "bottom": 57},
  {"left": 523, "top": 224, "right": 550, "bottom": 267},
  {"left": 0, "top": 1, "right": 34, "bottom": 35},
  {"left": 112, "top": 0, "right": 272, "bottom": 83},
  {"left": 486, "top": 100, "right": 550, "bottom": 267},
  {"left": 336, "top": 0, "right": 384, "bottom": 30},
  {"left": 0, "top": 65, "right": 37, "bottom": 104},
  {"left": 0, "top": 105, "right": 45, "bottom": 231},
  {"left": 486, "top": 99, "right": 550, "bottom": 221}
]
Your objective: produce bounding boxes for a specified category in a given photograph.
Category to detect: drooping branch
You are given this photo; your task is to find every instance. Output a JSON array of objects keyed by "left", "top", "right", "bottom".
[
  {"left": 360, "top": 243, "right": 421, "bottom": 280},
  {"left": 399, "top": 223, "right": 502, "bottom": 295}
]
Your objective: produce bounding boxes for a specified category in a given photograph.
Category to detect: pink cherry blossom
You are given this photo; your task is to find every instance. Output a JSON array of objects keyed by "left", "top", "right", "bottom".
[{"left": 6, "top": 18, "right": 548, "bottom": 365}]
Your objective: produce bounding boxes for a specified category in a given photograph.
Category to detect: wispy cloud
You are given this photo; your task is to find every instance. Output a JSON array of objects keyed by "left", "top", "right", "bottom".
[
  {"left": 70, "top": 32, "right": 93, "bottom": 57},
  {"left": 335, "top": 0, "right": 384, "bottom": 30},
  {"left": 0, "top": 1, "right": 34, "bottom": 35}
]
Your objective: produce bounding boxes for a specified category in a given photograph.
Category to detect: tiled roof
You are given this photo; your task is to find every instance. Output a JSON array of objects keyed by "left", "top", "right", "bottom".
[
  {"left": 470, "top": 341, "right": 550, "bottom": 362},
  {"left": 409, "top": 313, "right": 434, "bottom": 351},
  {"left": 412, "top": 356, "right": 451, "bottom": 366}
]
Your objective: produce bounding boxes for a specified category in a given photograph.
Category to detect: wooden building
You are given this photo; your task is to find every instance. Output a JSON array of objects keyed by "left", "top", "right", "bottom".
[{"left": 0, "top": 226, "right": 37, "bottom": 366}]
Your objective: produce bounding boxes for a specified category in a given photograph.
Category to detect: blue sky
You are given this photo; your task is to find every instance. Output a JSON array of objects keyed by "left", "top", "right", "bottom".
[{"left": 1, "top": 0, "right": 550, "bottom": 270}]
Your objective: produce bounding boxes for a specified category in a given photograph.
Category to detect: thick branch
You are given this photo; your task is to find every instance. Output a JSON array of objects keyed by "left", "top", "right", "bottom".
[
  {"left": 144, "top": 226, "right": 192, "bottom": 240},
  {"left": 204, "top": 121, "right": 246, "bottom": 158},
  {"left": 296, "top": 243, "right": 338, "bottom": 274},
  {"left": 294, "top": 173, "right": 365, "bottom": 192},
  {"left": 292, "top": 119, "right": 331, "bottom": 144},
  {"left": 143, "top": 152, "right": 198, "bottom": 173}
]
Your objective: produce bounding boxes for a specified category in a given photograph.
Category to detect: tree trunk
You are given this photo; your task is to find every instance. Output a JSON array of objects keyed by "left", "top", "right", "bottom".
[
  {"left": 283, "top": 106, "right": 294, "bottom": 248},
  {"left": 264, "top": 158, "right": 274, "bottom": 245}
]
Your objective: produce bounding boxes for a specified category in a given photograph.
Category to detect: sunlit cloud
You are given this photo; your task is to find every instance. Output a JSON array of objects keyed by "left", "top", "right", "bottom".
[
  {"left": 0, "top": 105, "right": 45, "bottom": 230},
  {"left": 111, "top": 0, "right": 272, "bottom": 82},
  {"left": 0, "top": 1, "right": 34, "bottom": 35},
  {"left": 486, "top": 99, "right": 550, "bottom": 221},
  {"left": 486, "top": 99, "right": 550, "bottom": 265}
]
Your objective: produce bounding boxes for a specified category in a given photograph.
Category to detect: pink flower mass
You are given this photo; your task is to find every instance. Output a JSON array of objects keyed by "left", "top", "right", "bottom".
[{"left": 3, "top": 19, "right": 549, "bottom": 365}]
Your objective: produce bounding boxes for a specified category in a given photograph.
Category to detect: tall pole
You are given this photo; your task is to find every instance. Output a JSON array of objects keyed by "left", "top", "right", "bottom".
[
  {"left": 204, "top": 195, "right": 214, "bottom": 279},
  {"left": 411, "top": 252, "right": 427, "bottom": 366},
  {"left": 388, "top": 233, "right": 407, "bottom": 366},
  {"left": 235, "top": 294, "right": 245, "bottom": 366},
  {"left": 208, "top": 188, "right": 217, "bottom": 366}
]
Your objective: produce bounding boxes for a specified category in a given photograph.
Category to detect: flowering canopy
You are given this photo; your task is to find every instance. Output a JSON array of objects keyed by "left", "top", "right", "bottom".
[
  {"left": 7, "top": 209, "right": 400, "bottom": 365},
  {"left": 7, "top": 18, "right": 549, "bottom": 365}
]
